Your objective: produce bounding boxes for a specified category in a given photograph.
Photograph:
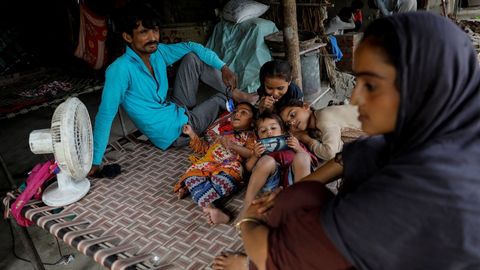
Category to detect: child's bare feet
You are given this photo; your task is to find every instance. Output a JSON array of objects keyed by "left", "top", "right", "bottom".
[
  {"left": 213, "top": 252, "right": 248, "bottom": 270},
  {"left": 203, "top": 206, "right": 230, "bottom": 225},
  {"left": 232, "top": 89, "right": 259, "bottom": 105},
  {"left": 176, "top": 187, "right": 189, "bottom": 199}
]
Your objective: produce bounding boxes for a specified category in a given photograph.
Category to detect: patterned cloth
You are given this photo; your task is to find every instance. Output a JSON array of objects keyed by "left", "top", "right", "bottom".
[
  {"left": 18, "top": 81, "right": 72, "bottom": 97},
  {"left": 185, "top": 172, "right": 237, "bottom": 207},
  {"left": 174, "top": 130, "right": 256, "bottom": 206},
  {"left": 74, "top": 3, "right": 108, "bottom": 70}
]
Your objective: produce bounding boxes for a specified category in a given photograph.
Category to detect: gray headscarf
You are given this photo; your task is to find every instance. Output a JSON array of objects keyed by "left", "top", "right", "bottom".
[{"left": 321, "top": 12, "right": 480, "bottom": 270}]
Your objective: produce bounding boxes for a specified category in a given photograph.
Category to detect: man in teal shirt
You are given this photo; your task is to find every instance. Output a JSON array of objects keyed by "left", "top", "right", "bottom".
[{"left": 90, "top": 6, "right": 242, "bottom": 173}]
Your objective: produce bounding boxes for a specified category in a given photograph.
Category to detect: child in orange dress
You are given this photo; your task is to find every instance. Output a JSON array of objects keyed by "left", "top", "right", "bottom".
[{"left": 174, "top": 102, "right": 256, "bottom": 224}]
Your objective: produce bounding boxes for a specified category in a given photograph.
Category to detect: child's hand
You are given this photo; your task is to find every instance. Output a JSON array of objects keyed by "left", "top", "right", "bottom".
[
  {"left": 253, "top": 141, "right": 266, "bottom": 157},
  {"left": 291, "top": 130, "right": 311, "bottom": 143},
  {"left": 219, "top": 136, "right": 234, "bottom": 150},
  {"left": 287, "top": 135, "right": 304, "bottom": 153},
  {"left": 182, "top": 124, "right": 195, "bottom": 137},
  {"left": 258, "top": 96, "right": 276, "bottom": 111}
]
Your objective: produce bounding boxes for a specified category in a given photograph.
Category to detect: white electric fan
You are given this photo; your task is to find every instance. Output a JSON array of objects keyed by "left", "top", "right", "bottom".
[{"left": 28, "top": 97, "right": 93, "bottom": 207}]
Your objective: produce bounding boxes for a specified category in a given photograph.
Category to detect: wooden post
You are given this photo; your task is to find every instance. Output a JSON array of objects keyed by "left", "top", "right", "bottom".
[{"left": 281, "top": 0, "right": 302, "bottom": 89}]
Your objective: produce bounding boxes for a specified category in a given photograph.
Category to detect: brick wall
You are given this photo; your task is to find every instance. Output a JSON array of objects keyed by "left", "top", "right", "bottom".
[{"left": 335, "top": 32, "right": 364, "bottom": 73}]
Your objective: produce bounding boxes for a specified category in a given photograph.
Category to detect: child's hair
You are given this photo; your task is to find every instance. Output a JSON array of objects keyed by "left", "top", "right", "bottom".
[
  {"left": 278, "top": 100, "right": 312, "bottom": 115},
  {"left": 259, "top": 60, "right": 293, "bottom": 85},
  {"left": 255, "top": 111, "right": 286, "bottom": 136},
  {"left": 236, "top": 101, "right": 257, "bottom": 117}
]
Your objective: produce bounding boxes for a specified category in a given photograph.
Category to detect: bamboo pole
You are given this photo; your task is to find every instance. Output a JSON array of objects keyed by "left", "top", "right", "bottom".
[{"left": 281, "top": 0, "right": 302, "bottom": 89}]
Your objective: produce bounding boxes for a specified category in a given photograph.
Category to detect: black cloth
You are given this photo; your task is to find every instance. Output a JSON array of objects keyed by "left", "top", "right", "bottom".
[
  {"left": 321, "top": 12, "right": 480, "bottom": 270},
  {"left": 256, "top": 82, "right": 303, "bottom": 112},
  {"left": 93, "top": 164, "right": 121, "bottom": 179}
]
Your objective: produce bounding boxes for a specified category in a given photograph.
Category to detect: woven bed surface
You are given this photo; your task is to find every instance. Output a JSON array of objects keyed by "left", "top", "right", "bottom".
[{"left": 64, "top": 142, "right": 244, "bottom": 269}]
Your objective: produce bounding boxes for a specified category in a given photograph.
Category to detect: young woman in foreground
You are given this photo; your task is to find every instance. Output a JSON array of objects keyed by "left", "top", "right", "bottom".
[{"left": 214, "top": 12, "right": 480, "bottom": 270}]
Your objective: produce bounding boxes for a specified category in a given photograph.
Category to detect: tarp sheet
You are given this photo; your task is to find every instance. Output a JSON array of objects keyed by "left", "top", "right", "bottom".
[{"left": 206, "top": 18, "right": 278, "bottom": 93}]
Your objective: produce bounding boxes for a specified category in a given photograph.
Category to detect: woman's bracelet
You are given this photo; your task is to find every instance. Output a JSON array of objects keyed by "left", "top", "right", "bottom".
[{"left": 235, "top": 217, "right": 264, "bottom": 232}]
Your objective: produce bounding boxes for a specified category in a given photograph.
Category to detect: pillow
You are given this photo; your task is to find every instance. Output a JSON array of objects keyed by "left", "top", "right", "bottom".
[{"left": 222, "top": 0, "right": 270, "bottom": 24}]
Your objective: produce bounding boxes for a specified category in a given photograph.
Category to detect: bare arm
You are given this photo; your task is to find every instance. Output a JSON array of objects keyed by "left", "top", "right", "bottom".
[
  {"left": 300, "top": 158, "right": 343, "bottom": 184},
  {"left": 183, "top": 125, "right": 209, "bottom": 154},
  {"left": 237, "top": 203, "right": 269, "bottom": 270},
  {"left": 221, "top": 65, "right": 237, "bottom": 89},
  {"left": 245, "top": 155, "right": 259, "bottom": 172},
  {"left": 240, "top": 222, "right": 268, "bottom": 270},
  {"left": 219, "top": 136, "right": 253, "bottom": 159},
  {"left": 236, "top": 188, "right": 283, "bottom": 269},
  {"left": 286, "top": 135, "right": 306, "bottom": 153},
  {"left": 245, "top": 141, "right": 265, "bottom": 172},
  {"left": 229, "top": 143, "right": 253, "bottom": 159},
  {"left": 258, "top": 96, "right": 275, "bottom": 114},
  {"left": 292, "top": 130, "right": 317, "bottom": 147}
]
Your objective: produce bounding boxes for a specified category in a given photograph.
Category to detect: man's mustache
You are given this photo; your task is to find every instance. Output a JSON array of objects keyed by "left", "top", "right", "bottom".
[{"left": 145, "top": 41, "right": 158, "bottom": 46}]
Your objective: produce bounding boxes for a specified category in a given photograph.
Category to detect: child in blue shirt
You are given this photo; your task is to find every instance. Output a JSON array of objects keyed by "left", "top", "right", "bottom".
[{"left": 256, "top": 60, "right": 303, "bottom": 114}]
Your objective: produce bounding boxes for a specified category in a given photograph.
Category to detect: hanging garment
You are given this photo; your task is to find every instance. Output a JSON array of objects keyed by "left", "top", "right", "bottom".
[
  {"left": 74, "top": 3, "right": 108, "bottom": 70},
  {"left": 328, "top": 35, "right": 343, "bottom": 62}
]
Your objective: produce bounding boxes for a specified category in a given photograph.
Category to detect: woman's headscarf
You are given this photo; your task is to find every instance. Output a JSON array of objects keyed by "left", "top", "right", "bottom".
[
  {"left": 321, "top": 12, "right": 480, "bottom": 270},
  {"left": 389, "top": 12, "right": 480, "bottom": 156}
]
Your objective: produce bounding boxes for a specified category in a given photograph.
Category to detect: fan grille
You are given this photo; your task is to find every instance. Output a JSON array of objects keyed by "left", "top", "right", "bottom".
[
  {"left": 51, "top": 103, "right": 65, "bottom": 144},
  {"left": 51, "top": 98, "right": 93, "bottom": 180}
]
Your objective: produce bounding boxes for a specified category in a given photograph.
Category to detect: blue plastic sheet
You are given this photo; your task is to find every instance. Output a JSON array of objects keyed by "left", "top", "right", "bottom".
[{"left": 206, "top": 18, "right": 278, "bottom": 93}]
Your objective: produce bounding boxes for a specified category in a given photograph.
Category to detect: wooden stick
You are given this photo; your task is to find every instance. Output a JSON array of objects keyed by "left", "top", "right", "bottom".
[{"left": 282, "top": 0, "right": 302, "bottom": 89}]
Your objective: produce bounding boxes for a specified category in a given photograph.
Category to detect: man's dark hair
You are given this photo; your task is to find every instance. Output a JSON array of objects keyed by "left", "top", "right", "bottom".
[
  {"left": 118, "top": 3, "right": 161, "bottom": 35},
  {"left": 255, "top": 111, "right": 286, "bottom": 135}
]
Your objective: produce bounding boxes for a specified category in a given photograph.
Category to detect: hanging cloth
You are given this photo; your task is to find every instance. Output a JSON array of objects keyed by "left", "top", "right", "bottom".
[
  {"left": 328, "top": 35, "right": 343, "bottom": 62},
  {"left": 74, "top": 3, "right": 108, "bottom": 70}
]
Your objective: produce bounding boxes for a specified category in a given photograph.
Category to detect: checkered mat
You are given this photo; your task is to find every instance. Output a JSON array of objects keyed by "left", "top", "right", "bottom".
[{"left": 15, "top": 142, "right": 245, "bottom": 270}]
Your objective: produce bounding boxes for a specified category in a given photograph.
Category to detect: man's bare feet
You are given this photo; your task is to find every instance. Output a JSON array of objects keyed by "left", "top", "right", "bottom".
[
  {"left": 203, "top": 206, "right": 231, "bottom": 225},
  {"left": 213, "top": 252, "right": 248, "bottom": 270},
  {"left": 232, "top": 89, "right": 259, "bottom": 105}
]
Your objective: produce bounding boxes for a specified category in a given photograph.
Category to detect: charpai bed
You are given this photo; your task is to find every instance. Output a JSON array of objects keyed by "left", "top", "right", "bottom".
[{"left": 4, "top": 140, "right": 245, "bottom": 270}]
